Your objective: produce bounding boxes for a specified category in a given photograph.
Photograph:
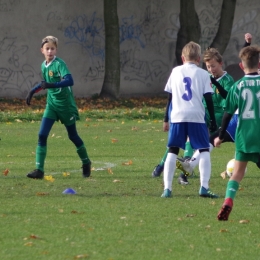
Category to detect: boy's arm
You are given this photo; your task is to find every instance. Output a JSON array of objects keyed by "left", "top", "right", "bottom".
[
  {"left": 203, "top": 92, "right": 217, "bottom": 132},
  {"left": 218, "top": 112, "right": 233, "bottom": 140},
  {"left": 26, "top": 83, "right": 43, "bottom": 105},
  {"left": 210, "top": 77, "right": 228, "bottom": 99},
  {"left": 164, "top": 93, "right": 172, "bottom": 122},
  {"left": 41, "top": 74, "right": 74, "bottom": 89}
]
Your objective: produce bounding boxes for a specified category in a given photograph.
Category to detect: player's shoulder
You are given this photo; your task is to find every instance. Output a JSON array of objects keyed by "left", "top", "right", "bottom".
[{"left": 53, "top": 56, "right": 67, "bottom": 65}]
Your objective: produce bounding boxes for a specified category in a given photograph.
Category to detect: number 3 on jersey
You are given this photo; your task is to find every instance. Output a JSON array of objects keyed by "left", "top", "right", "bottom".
[{"left": 182, "top": 77, "right": 192, "bottom": 101}]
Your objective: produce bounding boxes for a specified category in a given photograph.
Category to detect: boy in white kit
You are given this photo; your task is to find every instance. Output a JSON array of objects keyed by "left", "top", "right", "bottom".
[{"left": 161, "top": 41, "right": 218, "bottom": 198}]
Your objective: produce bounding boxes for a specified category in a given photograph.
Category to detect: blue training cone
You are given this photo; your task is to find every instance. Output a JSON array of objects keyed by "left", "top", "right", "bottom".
[{"left": 62, "top": 188, "right": 76, "bottom": 194}]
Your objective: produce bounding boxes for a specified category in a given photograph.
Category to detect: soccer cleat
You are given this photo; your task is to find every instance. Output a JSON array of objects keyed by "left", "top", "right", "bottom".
[
  {"left": 152, "top": 164, "right": 164, "bottom": 177},
  {"left": 176, "top": 157, "right": 193, "bottom": 176},
  {"left": 82, "top": 161, "right": 91, "bottom": 177},
  {"left": 217, "top": 204, "right": 232, "bottom": 221},
  {"left": 27, "top": 169, "right": 44, "bottom": 179},
  {"left": 178, "top": 172, "right": 189, "bottom": 185},
  {"left": 199, "top": 186, "right": 219, "bottom": 198},
  {"left": 161, "top": 189, "right": 172, "bottom": 198}
]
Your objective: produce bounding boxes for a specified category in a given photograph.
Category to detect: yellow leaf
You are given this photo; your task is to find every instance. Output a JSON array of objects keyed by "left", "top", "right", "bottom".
[
  {"left": 239, "top": 219, "right": 249, "bottom": 224},
  {"left": 51, "top": 133, "right": 55, "bottom": 137},
  {"left": 44, "top": 175, "right": 55, "bottom": 182},
  {"left": 24, "top": 242, "right": 33, "bottom": 246},
  {"left": 36, "top": 192, "right": 49, "bottom": 196},
  {"left": 74, "top": 255, "right": 88, "bottom": 259},
  {"left": 107, "top": 168, "right": 113, "bottom": 174},
  {"left": 219, "top": 229, "right": 228, "bottom": 232},
  {"left": 113, "top": 179, "right": 122, "bottom": 183},
  {"left": 111, "top": 138, "right": 118, "bottom": 143},
  {"left": 220, "top": 171, "right": 227, "bottom": 179},
  {"left": 122, "top": 160, "right": 132, "bottom": 165},
  {"left": 63, "top": 172, "right": 70, "bottom": 177}
]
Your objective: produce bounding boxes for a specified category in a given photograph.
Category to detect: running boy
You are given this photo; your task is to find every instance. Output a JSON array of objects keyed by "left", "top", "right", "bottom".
[
  {"left": 215, "top": 45, "right": 260, "bottom": 220},
  {"left": 26, "top": 36, "right": 91, "bottom": 179},
  {"left": 161, "top": 41, "right": 218, "bottom": 198}
]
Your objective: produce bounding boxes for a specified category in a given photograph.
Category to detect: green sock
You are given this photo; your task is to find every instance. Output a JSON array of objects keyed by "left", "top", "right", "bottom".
[
  {"left": 184, "top": 141, "right": 193, "bottom": 158},
  {"left": 36, "top": 145, "right": 46, "bottom": 172},
  {"left": 159, "top": 148, "right": 169, "bottom": 166},
  {"left": 225, "top": 180, "right": 239, "bottom": 200},
  {"left": 77, "top": 144, "right": 90, "bottom": 164}
]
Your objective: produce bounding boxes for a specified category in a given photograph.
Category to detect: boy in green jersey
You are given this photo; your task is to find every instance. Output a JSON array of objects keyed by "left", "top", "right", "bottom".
[
  {"left": 215, "top": 45, "right": 260, "bottom": 220},
  {"left": 26, "top": 36, "right": 91, "bottom": 179}
]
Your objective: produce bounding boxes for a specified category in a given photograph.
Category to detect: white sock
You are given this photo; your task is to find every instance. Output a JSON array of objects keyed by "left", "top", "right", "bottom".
[
  {"left": 189, "top": 143, "right": 214, "bottom": 170},
  {"left": 163, "top": 153, "right": 177, "bottom": 191},
  {"left": 199, "top": 151, "right": 211, "bottom": 189}
]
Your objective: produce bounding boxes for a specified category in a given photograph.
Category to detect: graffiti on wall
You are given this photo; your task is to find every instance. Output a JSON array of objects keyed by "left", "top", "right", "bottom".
[
  {"left": 0, "top": 37, "right": 40, "bottom": 97},
  {"left": 0, "top": 0, "right": 20, "bottom": 12}
]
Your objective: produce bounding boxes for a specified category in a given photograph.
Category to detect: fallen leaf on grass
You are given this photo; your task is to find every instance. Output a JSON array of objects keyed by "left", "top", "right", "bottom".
[
  {"left": 111, "top": 138, "right": 118, "bottom": 143},
  {"left": 220, "top": 171, "right": 227, "bottom": 179},
  {"left": 3, "top": 169, "right": 9, "bottom": 176},
  {"left": 239, "top": 219, "right": 249, "bottom": 224},
  {"left": 58, "top": 209, "right": 64, "bottom": 213},
  {"left": 186, "top": 214, "right": 195, "bottom": 217},
  {"left": 71, "top": 210, "right": 78, "bottom": 214},
  {"left": 107, "top": 168, "right": 113, "bottom": 174},
  {"left": 219, "top": 229, "right": 228, "bottom": 232},
  {"left": 113, "top": 179, "right": 122, "bottom": 183},
  {"left": 44, "top": 175, "right": 55, "bottom": 182},
  {"left": 131, "top": 126, "right": 138, "bottom": 131},
  {"left": 63, "top": 172, "right": 70, "bottom": 177},
  {"left": 30, "top": 234, "right": 40, "bottom": 239},
  {"left": 24, "top": 242, "right": 33, "bottom": 246},
  {"left": 122, "top": 160, "right": 132, "bottom": 165},
  {"left": 74, "top": 255, "right": 89, "bottom": 259},
  {"left": 36, "top": 192, "right": 49, "bottom": 196},
  {"left": 107, "top": 129, "right": 112, "bottom": 132}
]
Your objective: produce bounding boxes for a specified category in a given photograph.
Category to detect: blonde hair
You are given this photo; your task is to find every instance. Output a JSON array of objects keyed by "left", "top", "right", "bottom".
[
  {"left": 203, "top": 48, "right": 223, "bottom": 63},
  {"left": 239, "top": 45, "right": 260, "bottom": 69},
  {"left": 41, "top": 36, "right": 58, "bottom": 48},
  {"left": 182, "top": 41, "right": 201, "bottom": 61}
]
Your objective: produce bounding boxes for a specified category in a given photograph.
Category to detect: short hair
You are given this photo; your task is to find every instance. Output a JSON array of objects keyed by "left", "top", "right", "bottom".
[
  {"left": 239, "top": 45, "right": 260, "bottom": 69},
  {"left": 203, "top": 48, "right": 223, "bottom": 63},
  {"left": 182, "top": 41, "right": 201, "bottom": 61},
  {"left": 41, "top": 36, "right": 58, "bottom": 48}
]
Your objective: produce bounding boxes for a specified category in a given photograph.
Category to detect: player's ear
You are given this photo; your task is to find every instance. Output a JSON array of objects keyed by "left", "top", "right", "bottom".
[{"left": 239, "top": 62, "right": 244, "bottom": 71}]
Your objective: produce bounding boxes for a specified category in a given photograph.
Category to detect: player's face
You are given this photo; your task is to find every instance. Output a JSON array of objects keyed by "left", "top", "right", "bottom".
[
  {"left": 41, "top": 42, "right": 57, "bottom": 63},
  {"left": 205, "top": 58, "right": 223, "bottom": 78}
]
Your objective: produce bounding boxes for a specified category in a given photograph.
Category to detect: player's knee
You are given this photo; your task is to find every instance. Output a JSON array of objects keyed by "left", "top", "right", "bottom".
[
  {"left": 199, "top": 148, "right": 209, "bottom": 153},
  {"left": 168, "top": 146, "right": 179, "bottom": 155},
  {"left": 68, "top": 134, "right": 83, "bottom": 147},
  {"left": 38, "top": 134, "right": 48, "bottom": 146}
]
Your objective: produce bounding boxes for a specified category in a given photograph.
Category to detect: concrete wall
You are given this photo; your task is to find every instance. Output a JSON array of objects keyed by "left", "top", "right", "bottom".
[{"left": 0, "top": 0, "right": 259, "bottom": 98}]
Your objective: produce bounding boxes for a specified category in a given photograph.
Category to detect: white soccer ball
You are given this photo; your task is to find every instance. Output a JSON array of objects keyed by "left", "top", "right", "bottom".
[{"left": 226, "top": 158, "right": 247, "bottom": 177}]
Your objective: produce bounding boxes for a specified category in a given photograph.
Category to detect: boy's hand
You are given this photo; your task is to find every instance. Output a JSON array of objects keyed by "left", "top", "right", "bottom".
[
  {"left": 245, "top": 33, "right": 252, "bottom": 43},
  {"left": 26, "top": 90, "right": 34, "bottom": 106}
]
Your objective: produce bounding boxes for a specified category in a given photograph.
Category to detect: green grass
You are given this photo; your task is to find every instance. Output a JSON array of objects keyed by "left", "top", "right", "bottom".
[{"left": 0, "top": 116, "right": 260, "bottom": 259}]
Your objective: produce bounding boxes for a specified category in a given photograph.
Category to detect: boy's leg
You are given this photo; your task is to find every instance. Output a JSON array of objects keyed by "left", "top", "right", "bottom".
[
  {"left": 152, "top": 148, "right": 168, "bottom": 177},
  {"left": 66, "top": 123, "right": 91, "bottom": 177},
  {"left": 27, "top": 117, "right": 55, "bottom": 179},
  {"left": 217, "top": 160, "right": 247, "bottom": 221}
]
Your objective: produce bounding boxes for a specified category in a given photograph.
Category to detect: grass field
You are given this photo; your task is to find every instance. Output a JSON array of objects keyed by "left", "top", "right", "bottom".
[{"left": 0, "top": 104, "right": 260, "bottom": 259}]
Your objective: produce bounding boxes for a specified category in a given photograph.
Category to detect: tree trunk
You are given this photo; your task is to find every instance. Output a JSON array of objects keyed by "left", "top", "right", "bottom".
[
  {"left": 99, "top": 0, "right": 120, "bottom": 99},
  {"left": 209, "top": 0, "right": 237, "bottom": 54},
  {"left": 175, "top": 0, "right": 201, "bottom": 65}
]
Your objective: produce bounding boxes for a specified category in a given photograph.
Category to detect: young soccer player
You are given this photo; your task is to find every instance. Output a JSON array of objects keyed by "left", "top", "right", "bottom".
[
  {"left": 26, "top": 36, "right": 91, "bottom": 179},
  {"left": 161, "top": 41, "right": 218, "bottom": 198},
  {"left": 215, "top": 45, "right": 260, "bottom": 220},
  {"left": 178, "top": 33, "right": 253, "bottom": 175}
]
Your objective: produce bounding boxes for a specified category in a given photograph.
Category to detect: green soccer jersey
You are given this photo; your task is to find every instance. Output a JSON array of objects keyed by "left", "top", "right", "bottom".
[
  {"left": 225, "top": 74, "right": 260, "bottom": 153},
  {"left": 41, "top": 56, "right": 79, "bottom": 122}
]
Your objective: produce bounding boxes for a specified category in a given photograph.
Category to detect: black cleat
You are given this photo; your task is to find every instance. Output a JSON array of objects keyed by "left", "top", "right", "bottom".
[
  {"left": 178, "top": 172, "right": 189, "bottom": 185},
  {"left": 152, "top": 164, "right": 164, "bottom": 177},
  {"left": 82, "top": 161, "right": 91, "bottom": 177},
  {"left": 27, "top": 169, "right": 44, "bottom": 179}
]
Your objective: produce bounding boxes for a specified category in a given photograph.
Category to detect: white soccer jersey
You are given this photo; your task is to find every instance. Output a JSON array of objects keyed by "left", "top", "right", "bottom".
[{"left": 165, "top": 63, "right": 213, "bottom": 123}]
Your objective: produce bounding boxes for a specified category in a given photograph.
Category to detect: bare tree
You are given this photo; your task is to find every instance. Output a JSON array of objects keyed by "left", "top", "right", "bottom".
[
  {"left": 209, "top": 0, "right": 237, "bottom": 54},
  {"left": 175, "top": 0, "right": 201, "bottom": 65},
  {"left": 99, "top": 0, "right": 120, "bottom": 99}
]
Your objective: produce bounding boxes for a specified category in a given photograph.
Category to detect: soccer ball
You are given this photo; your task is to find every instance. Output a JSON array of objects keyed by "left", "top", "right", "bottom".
[
  {"left": 226, "top": 158, "right": 247, "bottom": 177},
  {"left": 226, "top": 159, "right": 235, "bottom": 177}
]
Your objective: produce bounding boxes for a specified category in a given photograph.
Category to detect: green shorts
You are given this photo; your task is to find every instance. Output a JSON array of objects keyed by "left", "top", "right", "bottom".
[
  {"left": 43, "top": 104, "right": 79, "bottom": 126},
  {"left": 235, "top": 151, "right": 259, "bottom": 163}
]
